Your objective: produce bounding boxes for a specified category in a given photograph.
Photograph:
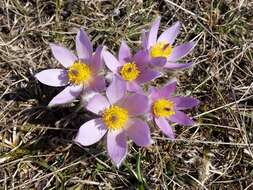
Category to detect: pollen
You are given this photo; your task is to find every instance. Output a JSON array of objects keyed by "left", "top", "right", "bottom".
[
  {"left": 150, "top": 41, "right": 172, "bottom": 58},
  {"left": 68, "top": 61, "right": 91, "bottom": 85},
  {"left": 120, "top": 62, "right": 140, "bottom": 81},
  {"left": 102, "top": 105, "right": 129, "bottom": 130},
  {"left": 152, "top": 99, "right": 175, "bottom": 117}
]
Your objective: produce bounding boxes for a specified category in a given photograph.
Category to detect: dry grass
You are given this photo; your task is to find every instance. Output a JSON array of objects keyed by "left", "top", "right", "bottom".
[{"left": 1, "top": 0, "right": 253, "bottom": 189}]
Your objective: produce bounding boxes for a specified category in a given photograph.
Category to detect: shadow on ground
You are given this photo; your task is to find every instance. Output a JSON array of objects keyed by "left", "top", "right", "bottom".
[
  {"left": 1, "top": 71, "right": 95, "bottom": 153},
  {"left": 1, "top": 71, "right": 149, "bottom": 189}
]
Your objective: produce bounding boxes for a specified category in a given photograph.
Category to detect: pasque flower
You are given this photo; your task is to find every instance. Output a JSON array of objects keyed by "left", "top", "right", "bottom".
[
  {"left": 142, "top": 16, "right": 196, "bottom": 69},
  {"left": 75, "top": 76, "right": 152, "bottom": 167},
  {"left": 103, "top": 41, "right": 160, "bottom": 92},
  {"left": 35, "top": 29, "right": 105, "bottom": 106},
  {"left": 148, "top": 81, "right": 199, "bottom": 138}
]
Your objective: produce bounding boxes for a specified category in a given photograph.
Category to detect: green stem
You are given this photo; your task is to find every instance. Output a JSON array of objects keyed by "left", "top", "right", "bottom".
[
  {"left": 136, "top": 150, "right": 148, "bottom": 190},
  {"left": 55, "top": 0, "right": 62, "bottom": 28},
  {"left": 136, "top": 151, "right": 142, "bottom": 183}
]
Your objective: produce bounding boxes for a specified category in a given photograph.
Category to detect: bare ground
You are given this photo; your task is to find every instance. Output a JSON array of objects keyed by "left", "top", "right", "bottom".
[{"left": 0, "top": 0, "right": 253, "bottom": 189}]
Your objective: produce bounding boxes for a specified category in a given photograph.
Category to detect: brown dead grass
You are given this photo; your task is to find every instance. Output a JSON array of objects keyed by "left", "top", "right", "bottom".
[{"left": 1, "top": 0, "right": 253, "bottom": 189}]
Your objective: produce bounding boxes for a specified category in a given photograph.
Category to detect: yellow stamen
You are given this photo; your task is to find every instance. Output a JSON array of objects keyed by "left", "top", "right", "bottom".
[
  {"left": 102, "top": 105, "right": 129, "bottom": 130},
  {"left": 150, "top": 41, "right": 172, "bottom": 58},
  {"left": 68, "top": 60, "right": 91, "bottom": 85},
  {"left": 120, "top": 62, "right": 140, "bottom": 81},
  {"left": 152, "top": 99, "right": 175, "bottom": 117}
]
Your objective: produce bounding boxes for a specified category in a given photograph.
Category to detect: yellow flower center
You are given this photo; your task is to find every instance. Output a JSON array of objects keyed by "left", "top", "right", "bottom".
[
  {"left": 152, "top": 99, "right": 175, "bottom": 117},
  {"left": 102, "top": 105, "right": 129, "bottom": 130},
  {"left": 150, "top": 41, "right": 172, "bottom": 58},
  {"left": 68, "top": 61, "right": 91, "bottom": 85},
  {"left": 120, "top": 62, "right": 140, "bottom": 81}
]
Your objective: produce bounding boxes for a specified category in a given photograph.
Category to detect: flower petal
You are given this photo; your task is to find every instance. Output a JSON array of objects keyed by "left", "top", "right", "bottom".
[
  {"left": 86, "top": 94, "right": 110, "bottom": 114},
  {"left": 118, "top": 41, "right": 131, "bottom": 63},
  {"left": 172, "top": 97, "right": 200, "bottom": 110},
  {"left": 89, "top": 75, "right": 106, "bottom": 92},
  {"left": 126, "top": 81, "right": 142, "bottom": 93},
  {"left": 164, "top": 61, "right": 193, "bottom": 69},
  {"left": 80, "top": 90, "right": 98, "bottom": 108},
  {"left": 133, "top": 50, "right": 149, "bottom": 70},
  {"left": 91, "top": 46, "right": 104, "bottom": 72},
  {"left": 121, "top": 93, "right": 148, "bottom": 116},
  {"left": 148, "top": 16, "right": 161, "bottom": 49},
  {"left": 150, "top": 57, "right": 167, "bottom": 67},
  {"left": 136, "top": 69, "right": 160, "bottom": 84},
  {"left": 150, "top": 81, "right": 177, "bottom": 100},
  {"left": 168, "top": 42, "right": 196, "bottom": 62},
  {"left": 107, "top": 130, "right": 127, "bottom": 168},
  {"left": 106, "top": 75, "right": 126, "bottom": 104},
  {"left": 141, "top": 29, "right": 149, "bottom": 49},
  {"left": 157, "top": 21, "right": 181, "bottom": 45},
  {"left": 103, "top": 50, "right": 121, "bottom": 73},
  {"left": 126, "top": 118, "right": 152, "bottom": 147},
  {"left": 35, "top": 69, "right": 68, "bottom": 87},
  {"left": 75, "top": 118, "right": 107, "bottom": 146},
  {"left": 155, "top": 117, "right": 175, "bottom": 139},
  {"left": 50, "top": 44, "right": 77, "bottom": 68},
  {"left": 76, "top": 28, "right": 93, "bottom": 60},
  {"left": 48, "top": 85, "right": 82, "bottom": 106},
  {"left": 169, "top": 111, "right": 194, "bottom": 126}
]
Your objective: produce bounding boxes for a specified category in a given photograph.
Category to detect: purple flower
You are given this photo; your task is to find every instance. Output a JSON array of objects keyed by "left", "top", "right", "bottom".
[
  {"left": 103, "top": 41, "right": 160, "bottom": 92},
  {"left": 35, "top": 29, "right": 106, "bottom": 106},
  {"left": 148, "top": 81, "right": 199, "bottom": 139},
  {"left": 142, "top": 16, "right": 196, "bottom": 69},
  {"left": 75, "top": 76, "right": 152, "bottom": 167}
]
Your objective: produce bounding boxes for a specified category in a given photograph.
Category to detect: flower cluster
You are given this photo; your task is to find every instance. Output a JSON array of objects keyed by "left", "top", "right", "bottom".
[{"left": 35, "top": 16, "right": 199, "bottom": 167}]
